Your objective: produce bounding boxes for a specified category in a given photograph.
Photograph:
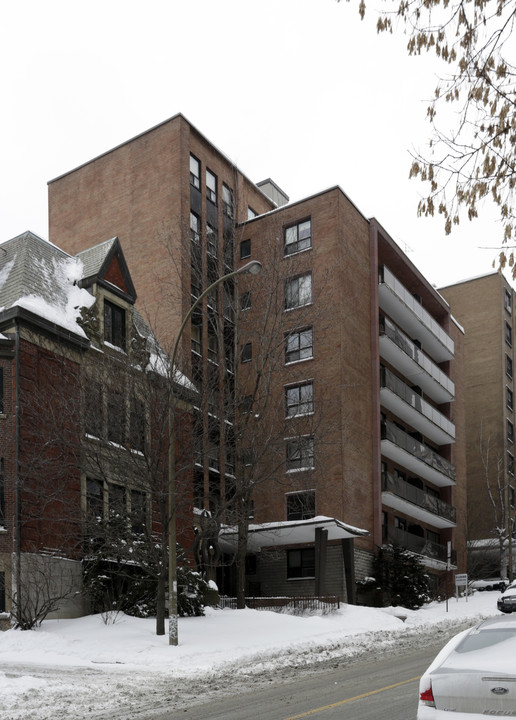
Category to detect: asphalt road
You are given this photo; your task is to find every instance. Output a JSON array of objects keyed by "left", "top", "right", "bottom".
[{"left": 144, "top": 638, "right": 444, "bottom": 720}]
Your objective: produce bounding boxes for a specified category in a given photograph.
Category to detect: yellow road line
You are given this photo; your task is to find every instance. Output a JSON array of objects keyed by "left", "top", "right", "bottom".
[{"left": 284, "top": 675, "right": 421, "bottom": 719}]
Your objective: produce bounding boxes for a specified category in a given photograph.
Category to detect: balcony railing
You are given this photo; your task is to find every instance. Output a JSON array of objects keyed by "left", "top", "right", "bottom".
[
  {"left": 379, "top": 266, "right": 454, "bottom": 362},
  {"left": 381, "top": 420, "right": 456, "bottom": 485},
  {"left": 380, "top": 366, "right": 455, "bottom": 444},
  {"left": 382, "top": 472, "right": 456, "bottom": 524},
  {"left": 383, "top": 525, "right": 456, "bottom": 565},
  {"left": 379, "top": 315, "right": 455, "bottom": 403}
]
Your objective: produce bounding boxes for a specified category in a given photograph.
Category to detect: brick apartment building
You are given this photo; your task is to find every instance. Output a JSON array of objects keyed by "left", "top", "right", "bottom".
[
  {"left": 0, "top": 231, "right": 194, "bottom": 624},
  {"left": 441, "top": 272, "right": 516, "bottom": 578},
  {"left": 47, "top": 114, "right": 466, "bottom": 600}
]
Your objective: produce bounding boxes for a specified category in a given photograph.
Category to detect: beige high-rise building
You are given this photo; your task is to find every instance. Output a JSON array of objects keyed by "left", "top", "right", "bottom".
[{"left": 441, "top": 272, "right": 516, "bottom": 577}]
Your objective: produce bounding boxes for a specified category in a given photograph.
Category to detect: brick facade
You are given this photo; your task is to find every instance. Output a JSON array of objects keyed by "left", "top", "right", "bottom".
[{"left": 47, "top": 115, "right": 467, "bottom": 601}]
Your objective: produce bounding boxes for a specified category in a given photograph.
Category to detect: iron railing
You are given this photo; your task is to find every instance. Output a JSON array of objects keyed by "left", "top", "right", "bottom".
[
  {"left": 382, "top": 472, "right": 456, "bottom": 523},
  {"left": 382, "top": 420, "right": 456, "bottom": 482},
  {"left": 218, "top": 595, "right": 340, "bottom": 614}
]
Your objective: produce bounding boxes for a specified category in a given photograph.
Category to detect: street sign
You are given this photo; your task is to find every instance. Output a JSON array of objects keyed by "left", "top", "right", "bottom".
[{"left": 455, "top": 573, "right": 468, "bottom": 585}]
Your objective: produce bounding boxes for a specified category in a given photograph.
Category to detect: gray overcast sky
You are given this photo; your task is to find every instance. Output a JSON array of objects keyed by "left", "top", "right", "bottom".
[{"left": 0, "top": 0, "right": 504, "bottom": 289}]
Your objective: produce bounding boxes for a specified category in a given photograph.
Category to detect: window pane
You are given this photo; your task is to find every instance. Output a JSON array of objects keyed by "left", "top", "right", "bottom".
[{"left": 206, "top": 169, "right": 217, "bottom": 203}]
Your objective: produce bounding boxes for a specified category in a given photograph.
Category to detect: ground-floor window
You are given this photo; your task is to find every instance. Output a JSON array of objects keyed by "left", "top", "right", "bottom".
[{"left": 287, "top": 547, "right": 315, "bottom": 579}]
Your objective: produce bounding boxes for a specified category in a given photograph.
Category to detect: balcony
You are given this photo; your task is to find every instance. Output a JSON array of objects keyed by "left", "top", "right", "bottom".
[
  {"left": 383, "top": 525, "right": 456, "bottom": 568},
  {"left": 381, "top": 420, "right": 456, "bottom": 487},
  {"left": 382, "top": 472, "right": 456, "bottom": 529},
  {"left": 378, "top": 266, "right": 454, "bottom": 363},
  {"left": 380, "top": 366, "right": 455, "bottom": 446},
  {"left": 379, "top": 316, "right": 454, "bottom": 404}
]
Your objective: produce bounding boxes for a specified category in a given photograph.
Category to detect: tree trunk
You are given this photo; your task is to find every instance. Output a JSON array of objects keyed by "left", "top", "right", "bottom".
[
  {"left": 155, "top": 571, "right": 166, "bottom": 635},
  {"left": 236, "top": 510, "right": 249, "bottom": 609}
]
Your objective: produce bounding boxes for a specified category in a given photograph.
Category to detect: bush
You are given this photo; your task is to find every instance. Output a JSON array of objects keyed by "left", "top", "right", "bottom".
[
  {"left": 177, "top": 567, "right": 210, "bottom": 617},
  {"left": 369, "top": 545, "right": 432, "bottom": 610}
]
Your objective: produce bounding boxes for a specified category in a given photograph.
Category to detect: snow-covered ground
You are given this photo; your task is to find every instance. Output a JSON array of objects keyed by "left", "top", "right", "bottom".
[{"left": 0, "top": 590, "right": 503, "bottom": 719}]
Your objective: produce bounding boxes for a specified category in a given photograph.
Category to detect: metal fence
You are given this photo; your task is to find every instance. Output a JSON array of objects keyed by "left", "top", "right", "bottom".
[{"left": 217, "top": 595, "right": 340, "bottom": 614}]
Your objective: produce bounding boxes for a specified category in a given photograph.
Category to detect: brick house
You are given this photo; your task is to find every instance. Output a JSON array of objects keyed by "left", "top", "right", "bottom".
[
  {"left": 47, "top": 115, "right": 466, "bottom": 601},
  {"left": 0, "top": 231, "right": 194, "bottom": 625}
]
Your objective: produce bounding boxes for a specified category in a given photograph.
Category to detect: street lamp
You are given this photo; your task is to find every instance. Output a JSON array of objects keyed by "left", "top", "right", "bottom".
[{"left": 168, "top": 259, "right": 262, "bottom": 645}]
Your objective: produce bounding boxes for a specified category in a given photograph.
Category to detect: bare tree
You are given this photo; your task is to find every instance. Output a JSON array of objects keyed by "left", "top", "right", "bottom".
[
  {"left": 471, "top": 421, "right": 516, "bottom": 580},
  {"left": 80, "top": 316, "right": 196, "bottom": 636},
  {"left": 202, "top": 229, "right": 338, "bottom": 609},
  {"left": 342, "top": 0, "right": 516, "bottom": 265}
]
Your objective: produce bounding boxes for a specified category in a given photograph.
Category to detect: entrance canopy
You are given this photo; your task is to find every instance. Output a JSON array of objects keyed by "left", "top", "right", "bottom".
[{"left": 218, "top": 516, "right": 369, "bottom": 554}]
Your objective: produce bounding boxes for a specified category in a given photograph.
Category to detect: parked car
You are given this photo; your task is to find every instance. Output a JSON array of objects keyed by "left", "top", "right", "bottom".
[
  {"left": 469, "top": 577, "right": 507, "bottom": 592},
  {"left": 498, "top": 581, "right": 516, "bottom": 613},
  {"left": 418, "top": 615, "right": 516, "bottom": 718}
]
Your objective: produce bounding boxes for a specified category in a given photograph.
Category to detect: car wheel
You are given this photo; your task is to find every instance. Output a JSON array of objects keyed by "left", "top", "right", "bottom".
[
  {"left": 485, "top": 585, "right": 493, "bottom": 591},
  {"left": 478, "top": 587, "right": 485, "bottom": 592}
]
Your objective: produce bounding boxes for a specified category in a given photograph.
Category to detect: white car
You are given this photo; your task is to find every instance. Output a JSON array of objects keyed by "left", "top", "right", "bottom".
[{"left": 418, "top": 615, "right": 516, "bottom": 718}]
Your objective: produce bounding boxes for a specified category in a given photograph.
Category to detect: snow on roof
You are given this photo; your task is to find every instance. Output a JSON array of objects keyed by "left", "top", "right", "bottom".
[
  {"left": 0, "top": 231, "right": 95, "bottom": 338},
  {"left": 219, "top": 516, "right": 369, "bottom": 553}
]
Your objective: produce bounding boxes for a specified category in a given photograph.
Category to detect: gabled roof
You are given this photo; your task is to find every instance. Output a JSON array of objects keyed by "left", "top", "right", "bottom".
[
  {"left": 0, "top": 231, "right": 95, "bottom": 340},
  {"left": 0, "top": 231, "right": 70, "bottom": 311},
  {"left": 76, "top": 236, "right": 136, "bottom": 303}
]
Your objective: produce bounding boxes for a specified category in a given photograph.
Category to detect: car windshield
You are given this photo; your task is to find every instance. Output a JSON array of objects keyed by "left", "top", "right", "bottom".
[{"left": 456, "top": 629, "right": 516, "bottom": 653}]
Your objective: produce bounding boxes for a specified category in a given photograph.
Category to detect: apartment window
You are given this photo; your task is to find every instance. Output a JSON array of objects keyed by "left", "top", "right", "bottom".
[
  {"left": 286, "top": 490, "right": 315, "bottom": 521},
  {"left": 507, "top": 355, "right": 513, "bottom": 379},
  {"left": 104, "top": 299, "right": 126, "bottom": 350},
  {"left": 508, "top": 388, "right": 514, "bottom": 411},
  {"left": 109, "top": 483, "right": 127, "bottom": 518},
  {"left": 509, "top": 419, "right": 514, "bottom": 444},
  {"left": 506, "top": 322, "right": 512, "bottom": 347},
  {"left": 107, "top": 387, "right": 125, "bottom": 445},
  {"left": 129, "top": 396, "right": 145, "bottom": 453},
  {"left": 287, "top": 547, "right": 315, "bottom": 579},
  {"left": 286, "top": 436, "right": 314, "bottom": 471},
  {"left": 206, "top": 169, "right": 217, "bottom": 204},
  {"left": 395, "top": 516, "right": 407, "bottom": 531},
  {"left": 85, "top": 380, "right": 103, "bottom": 438},
  {"left": 190, "top": 211, "right": 200, "bottom": 244},
  {"left": 426, "top": 529, "right": 440, "bottom": 546},
  {"left": 222, "top": 184, "right": 234, "bottom": 218},
  {"left": 0, "top": 367, "right": 3, "bottom": 414},
  {"left": 285, "top": 272, "right": 312, "bottom": 310},
  {"left": 284, "top": 219, "right": 312, "bottom": 256},
  {"left": 242, "top": 447, "right": 254, "bottom": 466},
  {"left": 130, "top": 489, "right": 147, "bottom": 535},
  {"left": 506, "top": 289, "right": 512, "bottom": 315},
  {"left": 190, "top": 154, "right": 200, "bottom": 189},
  {"left": 240, "top": 238, "right": 251, "bottom": 259},
  {"left": 240, "top": 291, "right": 251, "bottom": 311},
  {"left": 208, "top": 333, "right": 218, "bottom": 363},
  {"left": 508, "top": 452, "right": 514, "bottom": 476},
  {"left": 206, "top": 223, "right": 218, "bottom": 257},
  {"left": 248, "top": 206, "right": 257, "bottom": 220},
  {"left": 241, "top": 342, "right": 252, "bottom": 363},
  {"left": 0, "top": 458, "right": 4, "bottom": 529},
  {"left": 240, "top": 395, "right": 253, "bottom": 413},
  {"left": 285, "top": 327, "right": 313, "bottom": 364},
  {"left": 191, "top": 325, "right": 201, "bottom": 355},
  {"left": 285, "top": 381, "right": 314, "bottom": 417},
  {"left": 86, "top": 478, "right": 104, "bottom": 522}
]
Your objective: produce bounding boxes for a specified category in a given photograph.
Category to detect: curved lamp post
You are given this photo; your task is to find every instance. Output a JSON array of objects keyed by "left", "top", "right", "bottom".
[{"left": 168, "top": 259, "right": 262, "bottom": 645}]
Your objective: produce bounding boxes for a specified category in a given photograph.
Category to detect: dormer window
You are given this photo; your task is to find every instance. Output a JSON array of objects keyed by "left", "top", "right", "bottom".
[{"left": 104, "top": 299, "right": 126, "bottom": 350}]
